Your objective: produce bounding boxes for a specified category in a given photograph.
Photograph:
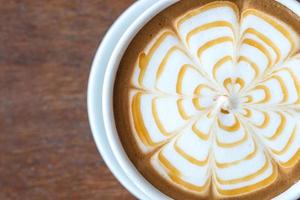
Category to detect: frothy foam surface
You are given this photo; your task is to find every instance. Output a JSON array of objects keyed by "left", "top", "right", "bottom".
[{"left": 114, "top": 1, "right": 300, "bottom": 199}]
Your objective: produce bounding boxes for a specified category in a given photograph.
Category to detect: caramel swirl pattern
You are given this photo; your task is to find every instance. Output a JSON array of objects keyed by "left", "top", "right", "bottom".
[{"left": 129, "top": 1, "right": 300, "bottom": 197}]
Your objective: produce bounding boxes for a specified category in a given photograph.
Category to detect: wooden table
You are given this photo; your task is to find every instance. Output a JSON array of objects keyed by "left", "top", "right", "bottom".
[{"left": 0, "top": 0, "right": 135, "bottom": 199}]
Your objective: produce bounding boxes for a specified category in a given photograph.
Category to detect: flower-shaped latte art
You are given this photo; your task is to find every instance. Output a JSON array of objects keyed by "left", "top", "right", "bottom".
[{"left": 129, "top": 1, "right": 300, "bottom": 197}]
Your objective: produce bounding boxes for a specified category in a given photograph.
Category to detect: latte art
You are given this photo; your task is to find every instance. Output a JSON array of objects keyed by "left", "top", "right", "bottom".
[{"left": 114, "top": 1, "right": 300, "bottom": 199}]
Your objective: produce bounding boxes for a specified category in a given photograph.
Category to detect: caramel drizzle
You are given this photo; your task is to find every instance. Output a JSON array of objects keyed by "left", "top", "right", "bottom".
[
  {"left": 176, "top": 65, "right": 189, "bottom": 95},
  {"left": 245, "top": 85, "right": 271, "bottom": 104},
  {"left": 242, "top": 108, "right": 252, "bottom": 118},
  {"left": 238, "top": 56, "right": 260, "bottom": 78},
  {"left": 235, "top": 78, "right": 246, "bottom": 91},
  {"left": 216, "top": 130, "right": 248, "bottom": 148},
  {"left": 132, "top": 93, "right": 157, "bottom": 146},
  {"left": 197, "top": 37, "right": 234, "bottom": 58},
  {"left": 268, "top": 75, "right": 289, "bottom": 103},
  {"left": 215, "top": 142, "right": 258, "bottom": 169},
  {"left": 158, "top": 150, "right": 181, "bottom": 176},
  {"left": 156, "top": 46, "right": 189, "bottom": 81},
  {"left": 192, "top": 98, "right": 208, "bottom": 111},
  {"left": 243, "top": 95, "right": 253, "bottom": 104},
  {"left": 176, "top": 64, "right": 205, "bottom": 95},
  {"left": 242, "top": 9, "right": 295, "bottom": 55},
  {"left": 223, "top": 78, "right": 233, "bottom": 93},
  {"left": 237, "top": 8, "right": 296, "bottom": 97},
  {"left": 216, "top": 162, "right": 277, "bottom": 196},
  {"left": 281, "top": 129, "right": 300, "bottom": 167},
  {"left": 158, "top": 151, "right": 210, "bottom": 192},
  {"left": 242, "top": 38, "right": 272, "bottom": 69},
  {"left": 244, "top": 67, "right": 298, "bottom": 106},
  {"left": 216, "top": 158, "right": 270, "bottom": 185},
  {"left": 213, "top": 56, "right": 233, "bottom": 81},
  {"left": 192, "top": 84, "right": 216, "bottom": 110},
  {"left": 176, "top": 1, "right": 239, "bottom": 29},
  {"left": 223, "top": 77, "right": 245, "bottom": 92},
  {"left": 271, "top": 126, "right": 297, "bottom": 155},
  {"left": 152, "top": 97, "right": 173, "bottom": 137},
  {"left": 177, "top": 99, "right": 192, "bottom": 120},
  {"left": 138, "top": 31, "right": 175, "bottom": 86},
  {"left": 217, "top": 115, "right": 240, "bottom": 132},
  {"left": 186, "top": 21, "right": 235, "bottom": 45},
  {"left": 241, "top": 28, "right": 281, "bottom": 64},
  {"left": 264, "top": 112, "right": 286, "bottom": 141},
  {"left": 192, "top": 123, "right": 210, "bottom": 141},
  {"left": 273, "top": 67, "right": 300, "bottom": 104},
  {"left": 174, "top": 139, "right": 209, "bottom": 166},
  {"left": 253, "top": 111, "right": 270, "bottom": 129}
]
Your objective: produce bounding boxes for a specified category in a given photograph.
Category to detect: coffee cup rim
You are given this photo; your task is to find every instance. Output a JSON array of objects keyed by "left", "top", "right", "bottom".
[
  {"left": 91, "top": 0, "right": 300, "bottom": 199},
  {"left": 87, "top": 0, "right": 162, "bottom": 199}
]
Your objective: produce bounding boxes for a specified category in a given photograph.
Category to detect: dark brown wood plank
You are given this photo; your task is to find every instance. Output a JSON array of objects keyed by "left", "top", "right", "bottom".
[{"left": 0, "top": 0, "right": 135, "bottom": 199}]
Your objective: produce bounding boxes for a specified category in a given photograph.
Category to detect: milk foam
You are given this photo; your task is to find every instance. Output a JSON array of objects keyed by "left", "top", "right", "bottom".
[{"left": 129, "top": 1, "right": 300, "bottom": 197}]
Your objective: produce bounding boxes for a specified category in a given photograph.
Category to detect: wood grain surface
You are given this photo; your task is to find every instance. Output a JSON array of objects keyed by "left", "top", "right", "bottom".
[{"left": 0, "top": 0, "right": 135, "bottom": 199}]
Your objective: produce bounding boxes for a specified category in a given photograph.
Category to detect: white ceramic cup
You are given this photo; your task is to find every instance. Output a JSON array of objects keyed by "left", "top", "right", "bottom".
[{"left": 89, "top": 0, "right": 300, "bottom": 199}]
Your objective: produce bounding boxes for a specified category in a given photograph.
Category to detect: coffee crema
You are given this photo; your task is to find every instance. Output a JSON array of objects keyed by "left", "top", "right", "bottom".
[{"left": 114, "top": 0, "right": 300, "bottom": 199}]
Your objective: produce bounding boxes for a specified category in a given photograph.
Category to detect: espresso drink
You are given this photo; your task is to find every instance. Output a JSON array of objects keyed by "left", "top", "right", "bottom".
[{"left": 114, "top": 0, "right": 300, "bottom": 199}]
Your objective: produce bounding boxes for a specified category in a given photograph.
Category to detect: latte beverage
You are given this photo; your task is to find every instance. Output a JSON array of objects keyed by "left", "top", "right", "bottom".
[{"left": 113, "top": 0, "right": 300, "bottom": 199}]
